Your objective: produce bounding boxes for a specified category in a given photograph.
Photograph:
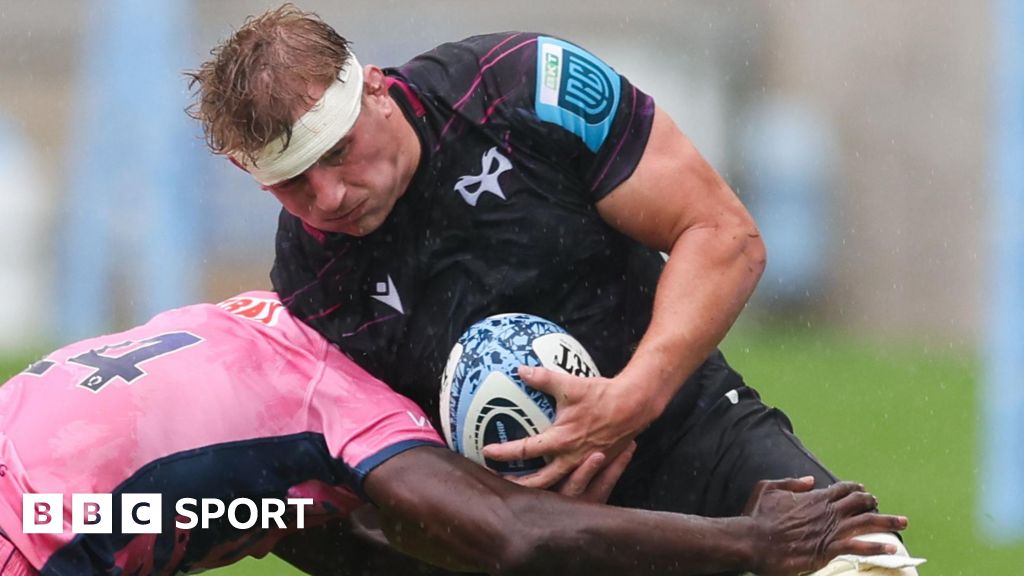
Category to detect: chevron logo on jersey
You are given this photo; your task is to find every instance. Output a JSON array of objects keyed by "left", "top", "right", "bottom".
[
  {"left": 371, "top": 274, "right": 405, "bottom": 314},
  {"left": 454, "top": 147, "right": 512, "bottom": 206}
]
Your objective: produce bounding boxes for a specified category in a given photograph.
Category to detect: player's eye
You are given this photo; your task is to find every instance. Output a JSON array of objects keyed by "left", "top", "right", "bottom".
[
  {"left": 262, "top": 174, "right": 305, "bottom": 198},
  {"left": 320, "top": 144, "right": 348, "bottom": 166},
  {"left": 270, "top": 177, "right": 300, "bottom": 192}
]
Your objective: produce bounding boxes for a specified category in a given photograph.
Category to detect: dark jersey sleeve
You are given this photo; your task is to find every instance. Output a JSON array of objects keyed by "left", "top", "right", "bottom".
[
  {"left": 527, "top": 34, "right": 657, "bottom": 200},
  {"left": 397, "top": 32, "right": 657, "bottom": 203}
]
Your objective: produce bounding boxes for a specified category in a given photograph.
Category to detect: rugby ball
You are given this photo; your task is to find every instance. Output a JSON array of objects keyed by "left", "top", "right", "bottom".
[{"left": 439, "top": 313, "right": 600, "bottom": 475}]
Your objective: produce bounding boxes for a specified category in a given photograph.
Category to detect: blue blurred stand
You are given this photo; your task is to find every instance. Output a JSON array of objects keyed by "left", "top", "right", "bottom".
[
  {"left": 741, "top": 98, "right": 835, "bottom": 309},
  {"left": 0, "top": 118, "right": 48, "bottom": 349},
  {"left": 58, "top": 0, "right": 203, "bottom": 342},
  {"left": 982, "top": 0, "right": 1024, "bottom": 541}
]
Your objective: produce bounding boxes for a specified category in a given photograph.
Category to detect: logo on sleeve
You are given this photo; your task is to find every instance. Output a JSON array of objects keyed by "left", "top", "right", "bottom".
[
  {"left": 559, "top": 50, "right": 616, "bottom": 123},
  {"left": 218, "top": 296, "right": 285, "bottom": 326},
  {"left": 535, "top": 37, "right": 621, "bottom": 152},
  {"left": 406, "top": 411, "right": 428, "bottom": 428},
  {"left": 453, "top": 147, "right": 512, "bottom": 207}
]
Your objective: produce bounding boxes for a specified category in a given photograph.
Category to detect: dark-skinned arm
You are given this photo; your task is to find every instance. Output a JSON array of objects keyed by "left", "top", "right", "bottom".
[
  {"left": 361, "top": 446, "right": 907, "bottom": 576},
  {"left": 273, "top": 444, "right": 637, "bottom": 576},
  {"left": 274, "top": 513, "right": 459, "bottom": 576}
]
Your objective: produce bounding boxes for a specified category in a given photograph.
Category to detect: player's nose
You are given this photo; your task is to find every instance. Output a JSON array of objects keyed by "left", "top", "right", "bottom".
[{"left": 306, "top": 168, "right": 346, "bottom": 214}]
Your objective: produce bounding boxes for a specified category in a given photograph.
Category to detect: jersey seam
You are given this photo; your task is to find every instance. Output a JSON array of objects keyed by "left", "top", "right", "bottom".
[{"left": 301, "top": 337, "right": 331, "bottom": 429}]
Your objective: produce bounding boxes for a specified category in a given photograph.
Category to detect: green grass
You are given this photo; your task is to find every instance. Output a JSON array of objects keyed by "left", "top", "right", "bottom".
[
  {"left": 4, "top": 325, "right": 1018, "bottom": 574},
  {"left": 719, "top": 323, "right": 1019, "bottom": 574},
  {"left": 209, "top": 555, "right": 296, "bottom": 575},
  {"left": 0, "top": 355, "right": 37, "bottom": 381}
]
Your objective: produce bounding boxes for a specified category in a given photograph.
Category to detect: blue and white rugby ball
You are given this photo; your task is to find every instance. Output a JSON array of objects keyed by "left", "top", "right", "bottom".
[{"left": 440, "top": 313, "right": 600, "bottom": 475}]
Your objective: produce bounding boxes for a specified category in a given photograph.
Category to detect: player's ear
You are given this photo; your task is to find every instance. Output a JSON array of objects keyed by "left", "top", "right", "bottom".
[
  {"left": 362, "top": 65, "right": 395, "bottom": 117},
  {"left": 363, "top": 65, "right": 387, "bottom": 96}
]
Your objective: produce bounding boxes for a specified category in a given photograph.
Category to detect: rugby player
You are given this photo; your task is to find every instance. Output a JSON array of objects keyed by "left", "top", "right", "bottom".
[
  {"left": 0, "top": 293, "right": 905, "bottom": 575},
  {"left": 187, "top": 5, "right": 921, "bottom": 574}
]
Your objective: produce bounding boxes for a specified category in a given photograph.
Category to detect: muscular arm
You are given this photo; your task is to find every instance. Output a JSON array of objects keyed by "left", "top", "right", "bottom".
[
  {"left": 484, "top": 105, "right": 766, "bottom": 485},
  {"left": 361, "top": 446, "right": 903, "bottom": 576},
  {"left": 274, "top": 515, "right": 455, "bottom": 576},
  {"left": 595, "top": 105, "right": 766, "bottom": 422}
]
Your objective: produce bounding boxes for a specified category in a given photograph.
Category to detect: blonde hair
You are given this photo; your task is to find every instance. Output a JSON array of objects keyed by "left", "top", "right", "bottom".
[{"left": 186, "top": 4, "right": 351, "bottom": 163}]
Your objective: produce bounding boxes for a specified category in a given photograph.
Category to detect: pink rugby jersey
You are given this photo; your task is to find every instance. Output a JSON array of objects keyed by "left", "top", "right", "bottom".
[{"left": 0, "top": 291, "right": 444, "bottom": 575}]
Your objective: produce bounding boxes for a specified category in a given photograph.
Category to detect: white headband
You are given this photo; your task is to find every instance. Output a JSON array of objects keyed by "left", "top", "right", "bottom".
[{"left": 240, "top": 53, "right": 364, "bottom": 186}]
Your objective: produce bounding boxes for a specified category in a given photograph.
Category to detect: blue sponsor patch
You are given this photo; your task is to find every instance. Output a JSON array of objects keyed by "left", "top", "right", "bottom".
[{"left": 534, "top": 36, "right": 621, "bottom": 152}]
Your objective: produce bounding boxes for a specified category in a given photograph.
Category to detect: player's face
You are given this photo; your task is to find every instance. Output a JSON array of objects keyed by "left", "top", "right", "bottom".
[{"left": 263, "top": 83, "right": 412, "bottom": 236}]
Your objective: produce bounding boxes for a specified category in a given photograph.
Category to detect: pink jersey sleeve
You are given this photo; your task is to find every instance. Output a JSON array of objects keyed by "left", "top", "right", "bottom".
[
  {"left": 219, "top": 292, "right": 445, "bottom": 489},
  {"left": 312, "top": 346, "right": 444, "bottom": 487}
]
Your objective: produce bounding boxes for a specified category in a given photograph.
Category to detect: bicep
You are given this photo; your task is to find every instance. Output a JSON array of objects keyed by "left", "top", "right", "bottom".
[
  {"left": 272, "top": 518, "right": 365, "bottom": 576},
  {"left": 273, "top": 515, "right": 460, "bottom": 576},
  {"left": 363, "top": 446, "right": 530, "bottom": 573},
  {"left": 595, "top": 105, "right": 756, "bottom": 252}
]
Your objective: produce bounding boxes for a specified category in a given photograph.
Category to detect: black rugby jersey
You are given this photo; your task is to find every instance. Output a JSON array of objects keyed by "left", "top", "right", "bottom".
[{"left": 273, "top": 32, "right": 697, "bottom": 419}]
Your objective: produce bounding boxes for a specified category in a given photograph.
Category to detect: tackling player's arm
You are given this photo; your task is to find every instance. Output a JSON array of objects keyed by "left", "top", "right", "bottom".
[
  {"left": 274, "top": 514, "right": 454, "bottom": 576},
  {"left": 273, "top": 446, "right": 635, "bottom": 575},
  {"left": 484, "top": 105, "right": 766, "bottom": 488},
  {"left": 358, "top": 445, "right": 905, "bottom": 576}
]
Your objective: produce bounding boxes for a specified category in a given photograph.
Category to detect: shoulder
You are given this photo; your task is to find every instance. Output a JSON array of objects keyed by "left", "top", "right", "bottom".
[
  {"left": 212, "top": 291, "right": 328, "bottom": 358},
  {"left": 419, "top": 32, "right": 544, "bottom": 62},
  {"left": 395, "top": 32, "right": 544, "bottom": 88},
  {"left": 394, "top": 32, "right": 630, "bottom": 126}
]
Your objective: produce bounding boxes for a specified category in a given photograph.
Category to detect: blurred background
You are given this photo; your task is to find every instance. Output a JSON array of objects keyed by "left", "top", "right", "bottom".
[{"left": 0, "top": 1, "right": 1019, "bottom": 573}]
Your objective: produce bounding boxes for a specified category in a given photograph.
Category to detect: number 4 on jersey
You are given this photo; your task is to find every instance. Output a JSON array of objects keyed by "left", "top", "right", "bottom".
[{"left": 69, "top": 332, "right": 204, "bottom": 393}]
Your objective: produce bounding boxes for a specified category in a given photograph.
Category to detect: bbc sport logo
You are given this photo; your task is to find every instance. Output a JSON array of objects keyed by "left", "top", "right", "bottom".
[{"left": 22, "top": 494, "right": 314, "bottom": 534}]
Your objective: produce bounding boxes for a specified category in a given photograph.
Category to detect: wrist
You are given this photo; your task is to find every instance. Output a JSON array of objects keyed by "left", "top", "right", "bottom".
[
  {"left": 729, "top": 515, "right": 765, "bottom": 572},
  {"left": 615, "top": 362, "right": 680, "bottom": 425}
]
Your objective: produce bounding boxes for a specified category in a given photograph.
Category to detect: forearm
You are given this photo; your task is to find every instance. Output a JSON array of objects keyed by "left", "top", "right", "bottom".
[
  {"left": 274, "top": 516, "right": 460, "bottom": 576},
  {"left": 621, "top": 222, "right": 765, "bottom": 417},
  {"left": 273, "top": 519, "right": 376, "bottom": 576},
  {"left": 594, "top": 106, "right": 766, "bottom": 422},
  {"left": 502, "top": 494, "right": 755, "bottom": 575},
  {"left": 367, "top": 447, "right": 757, "bottom": 576}
]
